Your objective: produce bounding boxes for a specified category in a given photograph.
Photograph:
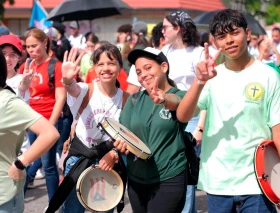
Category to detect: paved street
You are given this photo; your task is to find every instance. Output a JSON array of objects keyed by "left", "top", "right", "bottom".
[{"left": 24, "top": 178, "right": 208, "bottom": 213}]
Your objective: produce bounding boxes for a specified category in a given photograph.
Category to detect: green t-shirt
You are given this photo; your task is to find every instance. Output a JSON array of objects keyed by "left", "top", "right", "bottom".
[
  {"left": 0, "top": 89, "right": 41, "bottom": 205},
  {"left": 120, "top": 87, "right": 187, "bottom": 184},
  {"left": 197, "top": 60, "right": 280, "bottom": 195},
  {"left": 80, "top": 53, "right": 92, "bottom": 76}
]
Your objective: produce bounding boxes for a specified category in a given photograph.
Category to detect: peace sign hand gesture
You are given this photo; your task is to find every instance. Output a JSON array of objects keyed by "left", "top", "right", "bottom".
[
  {"left": 20, "top": 58, "right": 35, "bottom": 91},
  {"left": 196, "top": 43, "right": 222, "bottom": 82},
  {"left": 142, "top": 77, "right": 165, "bottom": 104},
  {"left": 62, "top": 48, "right": 84, "bottom": 81}
]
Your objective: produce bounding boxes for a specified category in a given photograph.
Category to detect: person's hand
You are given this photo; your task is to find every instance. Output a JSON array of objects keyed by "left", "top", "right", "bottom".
[
  {"left": 192, "top": 128, "right": 203, "bottom": 146},
  {"left": 63, "top": 138, "right": 70, "bottom": 154},
  {"left": 20, "top": 58, "right": 35, "bottom": 91},
  {"left": 271, "top": 42, "right": 279, "bottom": 55},
  {"left": 196, "top": 43, "right": 222, "bottom": 82},
  {"left": 99, "top": 151, "right": 116, "bottom": 171},
  {"left": 8, "top": 163, "right": 24, "bottom": 181},
  {"left": 142, "top": 77, "right": 165, "bottom": 105},
  {"left": 113, "top": 139, "right": 129, "bottom": 155},
  {"left": 62, "top": 48, "right": 84, "bottom": 81}
]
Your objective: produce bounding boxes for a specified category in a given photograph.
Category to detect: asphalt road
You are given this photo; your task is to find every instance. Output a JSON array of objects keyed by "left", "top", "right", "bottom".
[{"left": 24, "top": 178, "right": 208, "bottom": 213}]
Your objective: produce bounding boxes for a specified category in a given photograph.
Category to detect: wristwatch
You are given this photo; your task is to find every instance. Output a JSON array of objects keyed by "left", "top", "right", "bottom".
[{"left": 14, "top": 158, "right": 28, "bottom": 170}]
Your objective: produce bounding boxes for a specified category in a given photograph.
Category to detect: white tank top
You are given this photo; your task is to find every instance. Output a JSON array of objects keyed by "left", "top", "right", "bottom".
[{"left": 75, "top": 81, "right": 123, "bottom": 148}]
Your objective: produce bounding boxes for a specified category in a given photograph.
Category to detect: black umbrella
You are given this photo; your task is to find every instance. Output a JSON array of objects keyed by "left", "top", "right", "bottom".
[
  {"left": 193, "top": 10, "right": 266, "bottom": 35},
  {"left": 47, "top": 0, "right": 131, "bottom": 22}
]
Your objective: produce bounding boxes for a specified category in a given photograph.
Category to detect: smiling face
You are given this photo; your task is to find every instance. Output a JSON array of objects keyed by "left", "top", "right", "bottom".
[
  {"left": 135, "top": 57, "right": 168, "bottom": 88},
  {"left": 2, "top": 45, "right": 20, "bottom": 72},
  {"left": 26, "top": 36, "right": 47, "bottom": 60},
  {"left": 213, "top": 26, "right": 251, "bottom": 60},
  {"left": 95, "top": 52, "right": 120, "bottom": 84}
]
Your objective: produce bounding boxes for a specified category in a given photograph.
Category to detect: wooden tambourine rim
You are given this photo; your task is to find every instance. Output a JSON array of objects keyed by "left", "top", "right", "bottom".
[
  {"left": 254, "top": 140, "right": 280, "bottom": 205},
  {"left": 76, "top": 165, "right": 124, "bottom": 212},
  {"left": 99, "top": 118, "right": 152, "bottom": 157}
]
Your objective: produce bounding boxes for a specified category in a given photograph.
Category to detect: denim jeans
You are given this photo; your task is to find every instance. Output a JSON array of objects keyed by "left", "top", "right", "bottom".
[
  {"left": 207, "top": 193, "right": 277, "bottom": 213},
  {"left": 182, "top": 115, "right": 200, "bottom": 213},
  {"left": 0, "top": 190, "right": 24, "bottom": 213},
  {"left": 25, "top": 117, "right": 62, "bottom": 200},
  {"left": 56, "top": 115, "right": 73, "bottom": 157},
  {"left": 62, "top": 156, "right": 114, "bottom": 213}
]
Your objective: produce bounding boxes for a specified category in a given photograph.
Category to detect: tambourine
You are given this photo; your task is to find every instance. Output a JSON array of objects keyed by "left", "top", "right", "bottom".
[
  {"left": 254, "top": 140, "right": 280, "bottom": 206},
  {"left": 76, "top": 165, "right": 123, "bottom": 212},
  {"left": 98, "top": 117, "right": 152, "bottom": 160}
]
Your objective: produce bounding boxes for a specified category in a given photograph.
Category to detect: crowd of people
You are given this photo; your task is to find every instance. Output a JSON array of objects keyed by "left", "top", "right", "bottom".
[{"left": 0, "top": 8, "right": 279, "bottom": 213}]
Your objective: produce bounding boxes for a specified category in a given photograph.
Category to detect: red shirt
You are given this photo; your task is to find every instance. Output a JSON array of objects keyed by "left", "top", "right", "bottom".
[
  {"left": 27, "top": 60, "right": 63, "bottom": 119},
  {"left": 85, "top": 66, "right": 128, "bottom": 91}
]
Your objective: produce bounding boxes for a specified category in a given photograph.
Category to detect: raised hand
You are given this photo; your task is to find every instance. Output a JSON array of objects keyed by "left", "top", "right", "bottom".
[
  {"left": 62, "top": 48, "right": 84, "bottom": 81},
  {"left": 20, "top": 58, "right": 35, "bottom": 91},
  {"left": 196, "top": 43, "right": 222, "bottom": 82},
  {"left": 142, "top": 77, "right": 165, "bottom": 104}
]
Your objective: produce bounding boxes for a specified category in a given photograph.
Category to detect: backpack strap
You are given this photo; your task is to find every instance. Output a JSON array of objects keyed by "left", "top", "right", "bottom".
[
  {"left": 48, "top": 58, "right": 57, "bottom": 93},
  {"left": 122, "top": 91, "right": 130, "bottom": 109},
  {"left": 77, "top": 83, "right": 94, "bottom": 117}
]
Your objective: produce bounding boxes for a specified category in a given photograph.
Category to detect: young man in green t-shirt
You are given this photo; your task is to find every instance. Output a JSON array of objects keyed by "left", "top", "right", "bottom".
[{"left": 177, "top": 9, "right": 280, "bottom": 213}]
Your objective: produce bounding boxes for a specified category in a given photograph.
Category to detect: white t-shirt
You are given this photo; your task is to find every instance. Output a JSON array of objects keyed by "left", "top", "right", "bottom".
[
  {"left": 6, "top": 73, "right": 30, "bottom": 153},
  {"left": 127, "top": 45, "right": 204, "bottom": 91},
  {"left": 67, "top": 81, "right": 123, "bottom": 148},
  {"left": 6, "top": 74, "right": 30, "bottom": 103},
  {"left": 161, "top": 44, "right": 204, "bottom": 90},
  {"left": 197, "top": 60, "right": 280, "bottom": 195},
  {"left": 68, "top": 34, "right": 86, "bottom": 49}
]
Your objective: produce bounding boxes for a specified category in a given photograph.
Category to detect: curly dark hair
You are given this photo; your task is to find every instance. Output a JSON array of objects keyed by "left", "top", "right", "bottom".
[
  {"left": 165, "top": 15, "right": 200, "bottom": 46},
  {"left": 210, "top": 9, "right": 247, "bottom": 37}
]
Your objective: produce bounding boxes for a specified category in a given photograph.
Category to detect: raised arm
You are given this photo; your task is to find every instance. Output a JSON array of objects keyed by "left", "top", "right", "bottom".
[
  {"left": 177, "top": 43, "right": 222, "bottom": 123},
  {"left": 61, "top": 48, "right": 84, "bottom": 98}
]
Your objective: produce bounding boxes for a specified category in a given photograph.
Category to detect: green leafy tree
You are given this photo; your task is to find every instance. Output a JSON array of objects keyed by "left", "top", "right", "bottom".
[
  {"left": 266, "top": 4, "right": 280, "bottom": 25},
  {"left": 245, "top": 0, "right": 280, "bottom": 25},
  {"left": 0, "top": 0, "right": 15, "bottom": 20}
]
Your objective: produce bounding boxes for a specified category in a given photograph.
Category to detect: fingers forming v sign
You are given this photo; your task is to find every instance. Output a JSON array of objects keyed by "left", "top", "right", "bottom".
[
  {"left": 62, "top": 48, "right": 84, "bottom": 80},
  {"left": 196, "top": 43, "right": 222, "bottom": 82},
  {"left": 143, "top": 77, "right": 165, "bottom": 104},
  {"left": 22, "top": 58, "right": 35, "bottom": 85}
]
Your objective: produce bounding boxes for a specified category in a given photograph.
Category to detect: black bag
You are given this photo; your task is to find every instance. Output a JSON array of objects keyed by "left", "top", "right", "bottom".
[{"left": 183, "top": 131, "right": 200, "bottom": 185}]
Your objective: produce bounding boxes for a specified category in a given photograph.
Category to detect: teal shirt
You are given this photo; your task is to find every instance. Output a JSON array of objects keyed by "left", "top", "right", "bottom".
[
  {"left": 120, "top": 87, "right": 187, "bottom": 184},
  {"left": 197, "top": 60, "right": 280, "bottom": 195}
]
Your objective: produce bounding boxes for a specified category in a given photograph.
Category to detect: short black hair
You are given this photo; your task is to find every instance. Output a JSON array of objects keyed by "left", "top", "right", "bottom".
[
  {"left": 151, "top": 22, "right": 164, "bottom": 48},
  {"left": 210, "top": 9, "right": 248, "bottom": 36}
]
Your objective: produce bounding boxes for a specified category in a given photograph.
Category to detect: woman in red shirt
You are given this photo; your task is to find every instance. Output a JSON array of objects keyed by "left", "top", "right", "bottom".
[{"left": 24, "top": 28, "right": 66, "bottom": 201}]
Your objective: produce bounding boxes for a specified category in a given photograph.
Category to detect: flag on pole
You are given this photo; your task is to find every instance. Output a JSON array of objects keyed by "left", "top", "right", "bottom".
[{"left": 29, "top": 0, "right": 52, "bottom": 29}]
